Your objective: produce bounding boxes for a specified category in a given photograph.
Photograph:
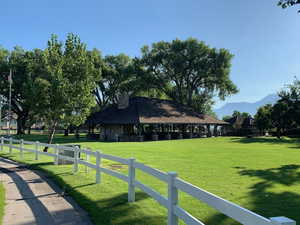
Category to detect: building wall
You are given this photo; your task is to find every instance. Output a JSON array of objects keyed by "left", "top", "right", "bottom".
[{"left": 101, "top": 125, "right": 124, "bottom": 141}]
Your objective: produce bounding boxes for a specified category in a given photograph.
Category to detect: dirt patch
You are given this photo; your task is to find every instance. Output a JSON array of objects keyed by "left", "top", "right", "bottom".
[{"left": 108, "top": 163, "right": 126, "bottom": 170}]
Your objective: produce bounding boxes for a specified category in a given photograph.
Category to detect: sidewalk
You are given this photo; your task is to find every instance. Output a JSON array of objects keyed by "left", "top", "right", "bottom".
[{"left": 0, "top": 157, "right": 94, "bottom": 225}]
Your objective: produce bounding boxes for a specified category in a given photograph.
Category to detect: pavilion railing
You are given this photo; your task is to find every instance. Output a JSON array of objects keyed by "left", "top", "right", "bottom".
[{"left": 0, "top": 136, "right": 296, "bottom": 225}]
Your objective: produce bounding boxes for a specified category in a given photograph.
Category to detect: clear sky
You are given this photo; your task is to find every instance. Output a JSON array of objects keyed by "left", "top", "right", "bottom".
[{"left": 1, "top": 0, "right": 300, "bottom": 108}]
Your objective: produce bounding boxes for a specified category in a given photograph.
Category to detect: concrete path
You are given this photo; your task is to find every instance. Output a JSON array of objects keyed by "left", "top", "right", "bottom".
[{"left": 0, "top": 157, "right": 94, "bottom": 225}]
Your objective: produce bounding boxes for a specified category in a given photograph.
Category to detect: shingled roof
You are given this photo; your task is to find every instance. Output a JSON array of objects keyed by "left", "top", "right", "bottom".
[{"left": 88, "top": 97, "right": 228, "bottom": 125}]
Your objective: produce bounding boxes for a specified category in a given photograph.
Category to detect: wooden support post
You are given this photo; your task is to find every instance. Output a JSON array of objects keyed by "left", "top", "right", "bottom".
[
  {"left": 213, "top": 125, "right": 218, "bottom": 137},
  {"left": 96, "top": 151, "right": 101, "bottom": 184},
  {"left": 167, "top": 172, "right": 178, "bottom": 225},
  {"left": 128, "top": 158, "right": 136, "bottom": 202},
  {"left": 206, "top": 124, "right": 211, "bottom": 137}
]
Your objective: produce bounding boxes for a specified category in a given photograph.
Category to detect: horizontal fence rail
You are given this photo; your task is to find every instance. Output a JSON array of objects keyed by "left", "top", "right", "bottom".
[{"left": 0, "top": 136, "right": 296, "bottom": 225}]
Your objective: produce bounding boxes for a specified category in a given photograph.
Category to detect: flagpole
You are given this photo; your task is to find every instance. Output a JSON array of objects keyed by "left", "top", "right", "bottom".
[{"left": 8, "top": 69, "right": 12, "bottom": 136}]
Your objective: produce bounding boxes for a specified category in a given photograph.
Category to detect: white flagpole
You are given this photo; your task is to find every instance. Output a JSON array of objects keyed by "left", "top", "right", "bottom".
[{"left": 8, "top": 69, "right": 12, "bottom": 136}]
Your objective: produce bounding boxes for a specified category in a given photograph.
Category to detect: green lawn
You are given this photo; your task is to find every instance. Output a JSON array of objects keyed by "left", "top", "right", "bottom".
[{"left": 1, "top": 135, "right": 300, "bottom": 225}]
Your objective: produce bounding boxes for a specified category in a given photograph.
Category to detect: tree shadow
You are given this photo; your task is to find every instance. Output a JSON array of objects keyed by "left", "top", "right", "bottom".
[
  {"left": 239, "top": 165, "right": 300, "bottom": 186},
  {"left": 229, "top": 137, "right": 300, "bottom": 145},
  {"left": 204, "top": 164, "right": 300, "bottom": 225},
  {"left": 13, "top": 134, "right": 98, "bottom": 145}
]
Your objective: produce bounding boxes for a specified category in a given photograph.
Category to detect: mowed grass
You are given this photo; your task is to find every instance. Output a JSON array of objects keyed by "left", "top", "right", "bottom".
[{"left": 1, "top": 135, "right": 300, "bottom": 225}]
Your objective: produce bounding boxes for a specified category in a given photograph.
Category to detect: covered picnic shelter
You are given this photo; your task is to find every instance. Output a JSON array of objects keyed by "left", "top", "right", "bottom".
[{"left": 87, "top": 96, "right": 228, "bottom": 141}]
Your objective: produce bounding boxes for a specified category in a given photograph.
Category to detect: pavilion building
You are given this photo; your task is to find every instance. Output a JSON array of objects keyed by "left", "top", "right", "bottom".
[{"left": 87, "top": 96, "right": 228, "bottom": 141}]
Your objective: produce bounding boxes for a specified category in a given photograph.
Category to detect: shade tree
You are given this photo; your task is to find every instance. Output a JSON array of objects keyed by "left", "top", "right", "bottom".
[
  {"left": 139, "top": 38, "right": 238, "bottom": 114},
  {"left": 31, "top": 34, "right": 101, "bottom": 148},
  {"left": 254, "top": 104, "right": 273, "bottom": 135}
]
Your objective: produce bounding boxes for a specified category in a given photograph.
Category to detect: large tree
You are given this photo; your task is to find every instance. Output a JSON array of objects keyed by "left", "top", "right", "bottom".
[
  {"left": 94, "top": 54, "right": 152, "bottom": 109},
  {"left": 139, "top": 38, "right": 238, "bottom": 113},
  {"left": 32, "top": 34, "right": 101, "bottom": 147},
  {"left": 254, "top": 104, "right": 273, "bottom": 135},
  {"left": 277, "top": 78, "right": 300, "bottom": 126},
  {"left": 271, "top": 101, "right": 293, "bottom": 138},
  {"left": 0, "top": 47, "right": 44, "bottom": 134}
]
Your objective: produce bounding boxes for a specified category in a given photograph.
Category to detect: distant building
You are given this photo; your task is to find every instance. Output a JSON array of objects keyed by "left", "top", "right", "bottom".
[
  {"left": 225, "top": 115, "right": 257, "bottom": 136},
  {"left": 87, "top": 96, "right": 229, "bottom": 141}
]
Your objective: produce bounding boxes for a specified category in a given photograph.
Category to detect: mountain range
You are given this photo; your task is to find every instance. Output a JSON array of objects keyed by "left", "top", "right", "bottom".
[{"left": 214, "top": 94, "right": 279, "bottom": 119}]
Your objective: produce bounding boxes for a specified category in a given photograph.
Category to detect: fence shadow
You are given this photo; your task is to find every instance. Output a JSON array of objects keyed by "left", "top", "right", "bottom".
[
  {"left": 204, "top": 164, "right": 300, "bottom": 225},
  {"left": 31, "top": 164, "right": 166, "bottom": 225},
  {"left": 0, "top": 166, "right": 57, "bottom": 224}
]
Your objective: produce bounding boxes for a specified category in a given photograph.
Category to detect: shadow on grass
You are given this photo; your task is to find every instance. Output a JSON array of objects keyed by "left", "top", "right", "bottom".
[
  {"left": 12, "top": 134, "right": 99, "bottom": 145},
  {"left": 229, "top": 137, "right": 300, "bottom": 146},
  {"left": 204, "top": 164, "right": 300, "bottom": 225},
  {"left": 0, "top": 153, "right": 166, "bottom": 225},
  {"left": 25, "top": 161, "right": 165, "bottom": 225}
]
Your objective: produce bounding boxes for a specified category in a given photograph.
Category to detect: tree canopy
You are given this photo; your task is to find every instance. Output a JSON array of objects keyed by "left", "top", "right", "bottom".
[
  {"left": 222, "top": 111, "right": 251, "bottom": 121},
  {"left": 95, "top": 54, "right": 136, "bottom": 108},
  {"left": 0, "top": 36, "right": 239, "bottom": 137},
  {"left": 254, "top": 104, "right": 273, "bottom": 134},
  {"left": 0, "top": 47, "right": 45, "bottom": 134},
  {"left": 30, "top": 34, "right": 101, "bottom": 145},
  {"left": 253, "top": 78, "right": 300, "bottom": 138},
  {"left": 139, "top": 38, "right": 238, "bottom": 114}
]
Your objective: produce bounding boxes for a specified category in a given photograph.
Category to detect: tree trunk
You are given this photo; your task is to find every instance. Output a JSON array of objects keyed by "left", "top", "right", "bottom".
[
  {"left": 17, "top": 117, "right": 26, "bottom": 135},
  {"left": 64, "top": 129, "right": 69, "bottom": 136},
  {"left": 276, "top": 127, "right": 281, "bottom": 139},
  {"left": 187, "top": 89, "right": 193, "bottom": 107},
  {"left": 75, "top": 127, "right": 80, "bottom": 139},
  {"left": 27, "top": 126, "right": 31, "bottom": 135},
  {"left": 69, "top": 126, "right": 75, "bottom": 134},
  {"left": 43, "top": 122, "right": 57, "bottom": 152}
]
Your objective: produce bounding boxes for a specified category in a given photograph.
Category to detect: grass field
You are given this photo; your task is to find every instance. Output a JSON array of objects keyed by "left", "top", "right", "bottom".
[{"left": 0, "top": 135, "right": 299, "bottom": 225}]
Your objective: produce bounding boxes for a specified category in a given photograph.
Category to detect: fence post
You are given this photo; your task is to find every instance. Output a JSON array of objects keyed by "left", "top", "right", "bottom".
[
  {"left": 9, "top": 137, "right": 12, "bottom": 154},
  {"left": 85, "top": 150, "right": 90, "bottom": 173},
  {"left": 55, "top": 144, "right": 59, "bottom": 165},
  {"left": 20, "top": 139, "right": 24, "bottom": 159},
  {"left": 1, "top": 137, "right": 3, "bottom": 151},
  {"left": 73, "top": 146, "right": 79, "bottom": 174},
  {"left": 35, "top": 141, "right": 39, "bottom": 160},
  {"left": 96, "top": 151, "right": 101, "bottom": 184},
  {"left": 128, "top": 158, "right": 136, "bottom": 202},
  {"left": 270, "top": 217, "right": 296, "bottom": 225},
  {"left": 167, "top": 172, "right": 178, "bottom": 225}
]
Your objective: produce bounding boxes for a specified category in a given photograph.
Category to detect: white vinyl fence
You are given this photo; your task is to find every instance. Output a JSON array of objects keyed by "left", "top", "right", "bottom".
[{"left": 0, "top": 137, "right": 296, "bottom": 225}]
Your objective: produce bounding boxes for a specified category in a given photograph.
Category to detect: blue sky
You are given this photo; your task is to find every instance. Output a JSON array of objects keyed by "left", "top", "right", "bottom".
[{"left": 1, "top": 0, "right": 300, "bottom": 108}]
